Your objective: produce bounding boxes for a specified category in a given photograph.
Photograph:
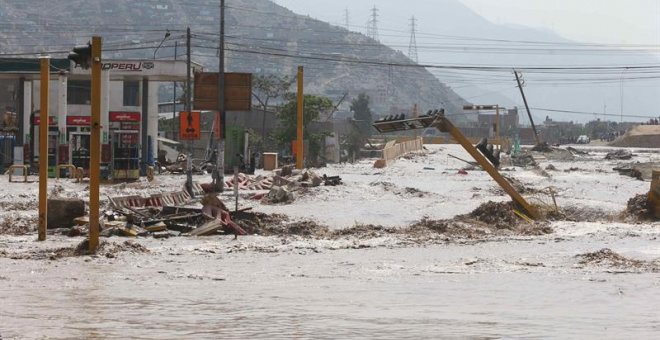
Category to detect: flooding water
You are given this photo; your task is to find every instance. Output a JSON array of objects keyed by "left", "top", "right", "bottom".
[{"left": 1, "top": 230, "right": 659, "bottom": 339}]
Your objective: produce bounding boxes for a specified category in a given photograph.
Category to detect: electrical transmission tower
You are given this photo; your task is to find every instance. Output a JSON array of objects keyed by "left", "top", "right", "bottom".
[
  {"left": 366, "top": 6, "right": 380, "bottom": 41},
  {"left": 408, "top": 16, "right": 419, "bottom": 63},
  {"left": 345, "top": 8, "right": 350, "bottom": 30}
]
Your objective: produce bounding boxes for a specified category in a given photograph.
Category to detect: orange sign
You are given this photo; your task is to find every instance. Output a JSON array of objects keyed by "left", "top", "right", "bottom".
[{"left": 179, "top": 111, "right": 201, "bottom": 140}]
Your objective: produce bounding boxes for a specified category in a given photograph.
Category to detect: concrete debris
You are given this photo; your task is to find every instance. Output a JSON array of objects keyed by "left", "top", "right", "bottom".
[
  {"left": 613, "top": 165, "right": 643, "bottom": 180},
  {"left": 47, "top": 198, "right": 85, "bottom": 229},
  {"left": 322, "top": 175, "right": 342, "bottom": 186},
  {"left": 605, "top": 150, "right": 634, "bottom": 160},
  {"left": 511, "top": 154, "right": 537, "bottom": 167},
  {"left": 264, "top": 186, "right": 295, "bottom": 204},
  {"left": 566, "top": 147, "right": 589, "bottom": 155},
  {"left": 530, "top": 142, "right": 552, "bottom": 152}
]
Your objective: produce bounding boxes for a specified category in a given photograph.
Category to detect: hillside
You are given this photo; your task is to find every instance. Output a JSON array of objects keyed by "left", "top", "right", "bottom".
[{"left": 0, "top": 0, "right": 467, "bottom": 114}]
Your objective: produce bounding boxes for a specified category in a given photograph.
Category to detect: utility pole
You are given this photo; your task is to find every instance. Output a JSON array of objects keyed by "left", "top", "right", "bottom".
[
  {"left": 172, "top": 41, "right": 178, "bottom": 140},
  {"left": 38, "top": 56, "right": 49, "bottom": 242},
  {"left": 296, "top": 66, "right": 304, "bottom": 169},
  {"left": 185, "top": 27, "right": 193, "bottom": 196},
  {"left": 214, "top": 0, "right": 226, "bottom": 192},
  {"left": 514, "top": 70, "right": 541, "bottom": 145}
]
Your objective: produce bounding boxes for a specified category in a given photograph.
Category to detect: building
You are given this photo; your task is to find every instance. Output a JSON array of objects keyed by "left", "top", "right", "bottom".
[{"left": 0, "top": 57, "right": 201, "bottom": 178}]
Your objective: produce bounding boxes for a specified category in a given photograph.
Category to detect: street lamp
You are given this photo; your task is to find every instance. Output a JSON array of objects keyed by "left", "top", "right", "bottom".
[{"left": 153, "top": 30, "right": 171, "bottom": 60}]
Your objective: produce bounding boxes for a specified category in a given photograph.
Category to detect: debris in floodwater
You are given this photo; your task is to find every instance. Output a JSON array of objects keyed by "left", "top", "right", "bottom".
[
  {"left": 605, "top": 150, "right": 633, "bottom": 160},
  {"left": 624, "top": 194, "right": 654, "bottom": 221},
  {"left": 575, "top": 248, "right": 659, "bottom": 272},
  {"left": 466, "top": 201, "right": 519, "bottom": 230},
  {"left": 0, "top": 240, "right": 149, "bottom": 261}
]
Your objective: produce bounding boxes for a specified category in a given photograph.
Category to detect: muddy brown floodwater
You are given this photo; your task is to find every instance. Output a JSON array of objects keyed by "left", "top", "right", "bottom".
[{"left": 1, "top": 218, "right": 659, "bottom": 339}]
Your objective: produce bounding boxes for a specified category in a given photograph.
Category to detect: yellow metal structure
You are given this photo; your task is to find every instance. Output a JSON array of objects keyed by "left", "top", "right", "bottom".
[
  {"left": 89, "top": 36, "right": 102, "bottom": 252},
  {"left": 146, "top": 166, "right": 155, "bottom": 182},
  {"left": 38, "top": 56, "right": 50, "bottom": 241},
  {"left": 432, "top": 117, "right": 539, "bottom": 219},
  {"left": 296, "top": 66, "right": 304, "bottom": 169},
  {"left": 373, "top": 112, "right": 539, "bottom": 219},
  {"left": 8, "top": 165, "right": 28, "bottom": 183},
  {"left": 56, "top": 164, "right": 76, "bottom": 179}
]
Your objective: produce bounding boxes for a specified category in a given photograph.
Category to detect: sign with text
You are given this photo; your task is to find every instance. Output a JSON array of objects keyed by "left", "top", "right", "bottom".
[
  {"left": 33, "top": 116, "right": 57, "bottom": 125},
  {"left": 67, "top": 116, "right": 92, "bottom": 126},
  {"left": 194, "top": 72, "right": 252, "bottom": 111},
  {"left": 110, "top": 111, "right": 141, "bottom": 122},
  {"left": 463, "top": 105, "right": 498, "bottom": 111},
  {"left": 179, "top": 111, "right": 201, "bottom": 140}
]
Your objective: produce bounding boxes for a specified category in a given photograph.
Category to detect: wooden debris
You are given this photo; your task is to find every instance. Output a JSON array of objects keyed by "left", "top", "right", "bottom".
[
  {"left": 190, "top": 220, "right": 223, "bottom": 236},
  {"left": 145, "top": 222, "right": 167, "bottom": 232}
]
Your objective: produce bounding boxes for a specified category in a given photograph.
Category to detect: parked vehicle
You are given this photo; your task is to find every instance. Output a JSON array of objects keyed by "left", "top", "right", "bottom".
[{"left": 576, "top": 135, "right": 590, "bottom": 144}]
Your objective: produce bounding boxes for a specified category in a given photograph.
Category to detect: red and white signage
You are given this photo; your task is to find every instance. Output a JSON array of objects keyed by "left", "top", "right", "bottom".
[
  {"left": 110, "top": 111, "right": 141, "bottom": 122},
  {"left": 67, "top": 116, "right": 92, "bottom": 126},
  {"left": 33, "top": 116, "right": 57, "bottom": 125}
]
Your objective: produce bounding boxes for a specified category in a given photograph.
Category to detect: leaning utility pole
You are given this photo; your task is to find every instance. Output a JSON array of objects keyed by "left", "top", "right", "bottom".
[
  {"left": 514, "top": 70, "right": 541, "bottom": 145},
  {"left": 214, "top": 0, "right": 226, "bottom": 192}
]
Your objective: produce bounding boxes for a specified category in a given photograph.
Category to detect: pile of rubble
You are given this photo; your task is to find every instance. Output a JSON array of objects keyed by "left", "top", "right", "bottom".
[{"left": 46, "top": 166, "right": 344, "bottom": 239}]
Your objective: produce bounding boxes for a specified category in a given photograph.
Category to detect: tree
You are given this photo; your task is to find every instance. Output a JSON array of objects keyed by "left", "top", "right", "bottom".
[
  {"left": 350, "top": 93, "right": 374, "bottom": 137},
  {"left": 276, "top": 94, "right": 334, "bottom": 164},
  {"left": 344, "top": 93, "right": 374, "bottom": 160},
  {"left": 252, "top": 74, "right": 293, "bottom": 150}
]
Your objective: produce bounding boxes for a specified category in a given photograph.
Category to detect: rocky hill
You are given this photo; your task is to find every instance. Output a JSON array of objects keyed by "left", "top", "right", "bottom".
[{"left": 0, "top": 0, "right": 467, "bottom": 114}]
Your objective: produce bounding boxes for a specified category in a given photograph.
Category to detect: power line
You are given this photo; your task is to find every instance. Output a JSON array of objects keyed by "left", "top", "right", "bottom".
[{"left": 531, "top": 107, "right": 657, "bottom": 119}]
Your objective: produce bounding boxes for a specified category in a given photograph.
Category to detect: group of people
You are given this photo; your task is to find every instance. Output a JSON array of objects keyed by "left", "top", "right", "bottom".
[{"left": 643, "top": 118, "right": 660, "bottom": 125}]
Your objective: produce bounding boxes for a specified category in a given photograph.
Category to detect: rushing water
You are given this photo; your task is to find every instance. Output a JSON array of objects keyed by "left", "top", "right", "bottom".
[{"left": 1, "top": 231, "right": 659, "bottom": 339}]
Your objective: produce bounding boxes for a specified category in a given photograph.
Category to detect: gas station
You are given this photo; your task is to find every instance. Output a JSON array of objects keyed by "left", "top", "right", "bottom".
[{"left": 0, "top": 57, "right": 202, "bottom": 180}]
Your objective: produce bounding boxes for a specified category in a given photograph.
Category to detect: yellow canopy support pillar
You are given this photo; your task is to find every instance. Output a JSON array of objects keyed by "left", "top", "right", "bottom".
[
  {"left": 89, "top": 36, "right": 102, "bottom": 252},
  {"left": 38, "top": 56, "right": 50, "bottom": 241}
]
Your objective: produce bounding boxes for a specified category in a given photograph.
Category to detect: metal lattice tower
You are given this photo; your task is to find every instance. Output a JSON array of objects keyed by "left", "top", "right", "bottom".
[
  {"left": 345, "top": 8, "right": 350, "bottom": 30},
  {"left": 408, "top": 16, "right": 419, "bottom": 63},
  {"left": 366, "top": 6, "right": 380, "bottom": 41}
]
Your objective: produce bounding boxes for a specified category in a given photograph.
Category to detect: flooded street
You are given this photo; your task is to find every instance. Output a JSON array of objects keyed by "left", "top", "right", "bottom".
[
  {"left": 1, "top": 144, "right": 659, "bottom": 338},
  {"left": 2, "top": 224, "right": 659, "bottom": 339}
]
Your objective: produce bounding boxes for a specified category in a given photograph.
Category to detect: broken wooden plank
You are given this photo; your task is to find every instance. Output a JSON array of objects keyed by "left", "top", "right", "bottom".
[
  {"left": 189, "top": 220, "right": 223, "bottom": 236},
  {"left": 119, "top": 226, "right": 139, "bottom": 237},
  {"left": 145, "top": 222, "right": 168, "bottom": 232}
]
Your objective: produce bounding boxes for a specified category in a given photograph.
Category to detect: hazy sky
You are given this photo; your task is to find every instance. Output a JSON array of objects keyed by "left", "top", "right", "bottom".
[
  {"left": 460, "top": 0, "right": 659, "bottom": 45},
  {"left": 274, "top": 0, "right": 660, "bottom": 45},
  {"left": 271, "top": 0, "right": 660, "bottom": 121}
]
